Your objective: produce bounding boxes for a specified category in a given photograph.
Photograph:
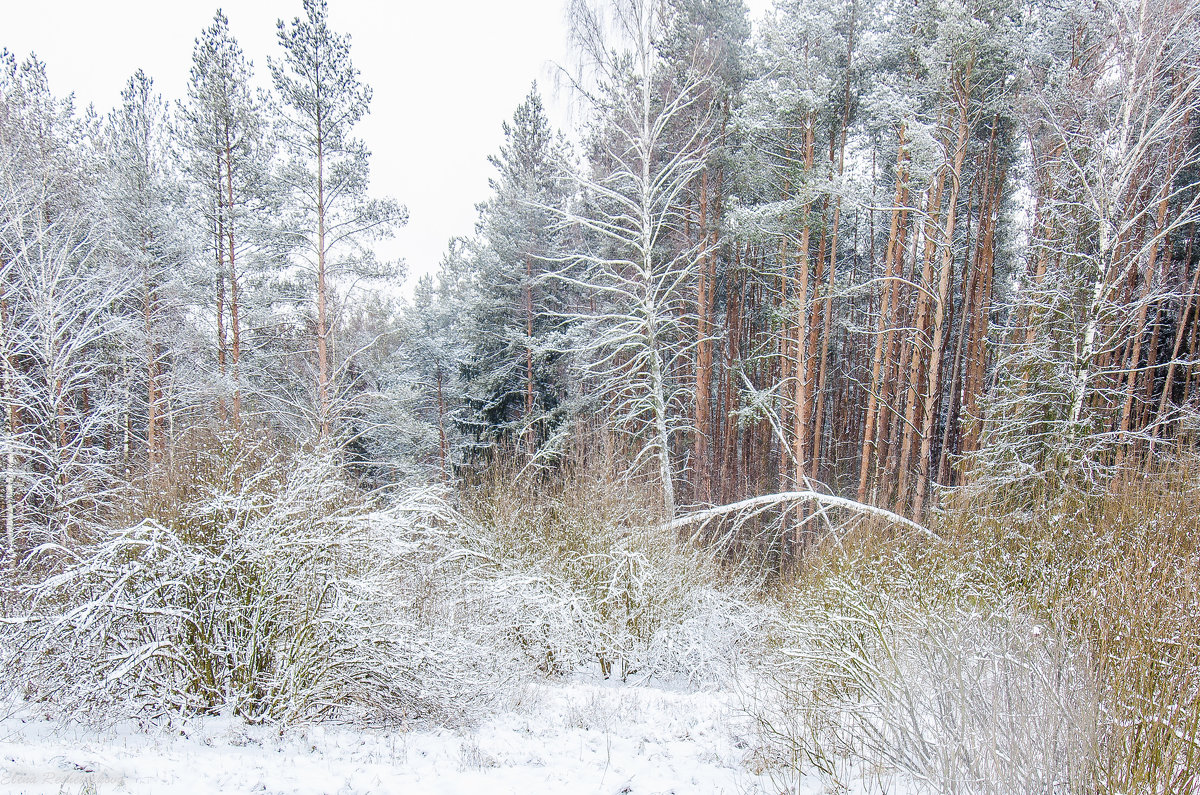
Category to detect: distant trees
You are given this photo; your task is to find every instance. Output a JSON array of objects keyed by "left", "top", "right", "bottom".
[
  {"left": 977, "top": 0, "right": 1200, "bottom": 498},
  {"left": 393, "top": 0, "right": 1199, "bottom": 525},
  {"left": 1, "top": 5, "right": 411, "bottom": 555},
  {"left": 404, "top": 259, "right": 472, "bottom": 476},
  {"left": 462, "top": 0, "right": 1196, "bottom": 518}
]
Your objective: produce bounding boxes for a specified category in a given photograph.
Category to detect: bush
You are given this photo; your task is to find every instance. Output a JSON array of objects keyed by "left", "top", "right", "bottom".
[
  {"left": 747, "top": 533, "right": 1097, "bottom": 794},
  {"left": 748, "top": 468, "right": 1200, "bottom": 794},
  {"left": 458, "top": 456, "right": 775, "bottom": 686},
  {"left": 944, "top": 469, "right": 1200, "bottom": 794},
  {"left": 1, "top": 432, "right": 515, "bottom": 726}
]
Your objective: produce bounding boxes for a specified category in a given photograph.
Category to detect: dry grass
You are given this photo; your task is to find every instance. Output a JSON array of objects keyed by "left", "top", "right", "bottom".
[
  {"left": 456, "top": 446, "right": 772, "bottom": 685},
  {"left": 940, "top": 466, "right": 1200, "bottom": 793}
]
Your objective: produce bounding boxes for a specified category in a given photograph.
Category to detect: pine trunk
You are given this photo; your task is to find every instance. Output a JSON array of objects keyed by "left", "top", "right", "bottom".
[{"left": 913, "top": 69, "right": 973, "bottom": 517}]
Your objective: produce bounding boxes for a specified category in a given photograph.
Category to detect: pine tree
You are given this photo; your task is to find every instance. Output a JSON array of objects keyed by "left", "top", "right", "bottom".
[
  {"left": 269, "top": 0, "right": 407, "bottom": 441},
  {"left": 105, "top": 70, "right": 188, "bottom": 471},
  {"left": 179, "top": 10, "right": 276, "bottom": 427}
]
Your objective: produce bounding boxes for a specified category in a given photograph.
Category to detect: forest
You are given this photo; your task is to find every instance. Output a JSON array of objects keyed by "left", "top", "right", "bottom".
[{"left": 1, "top": 0, "right": 1199, "bottom": 792}]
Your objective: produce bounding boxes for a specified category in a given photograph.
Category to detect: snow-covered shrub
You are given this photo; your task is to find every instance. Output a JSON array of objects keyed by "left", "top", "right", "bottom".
[
  {"left": 747, "top": 470, "right": 1200, "bottom": 795},
  {"left": 747, "top": 535, "right": 1099, "bottom": 794},
  {"left": 1, "top": 433, "right": 514, "bottom": 725},
  {"left": 944, "top": 471, "right": 1200, "bottom": 794},
  {"left": 459, "top": 461, "right": 774, "bottom": 685}
]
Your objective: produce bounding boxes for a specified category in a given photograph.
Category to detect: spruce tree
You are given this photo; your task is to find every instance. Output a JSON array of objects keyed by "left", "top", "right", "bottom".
[{"left": 462, "top": 85, "right": 575, "bottom": 455}]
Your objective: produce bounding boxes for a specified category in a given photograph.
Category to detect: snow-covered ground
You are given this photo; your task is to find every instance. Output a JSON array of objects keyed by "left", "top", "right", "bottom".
[{"left": 0, "top": 678, "right": 780, "bottom": 794}]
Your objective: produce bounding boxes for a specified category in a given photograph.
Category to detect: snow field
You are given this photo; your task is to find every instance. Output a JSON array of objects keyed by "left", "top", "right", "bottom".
[{"left": 0, "top": 679, "right": 775, "bottom": 794}]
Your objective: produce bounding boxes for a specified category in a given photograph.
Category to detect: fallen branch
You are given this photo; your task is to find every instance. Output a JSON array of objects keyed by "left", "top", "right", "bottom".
[{"left": 667, "top": 491, "right": 935, "bottom": 540}]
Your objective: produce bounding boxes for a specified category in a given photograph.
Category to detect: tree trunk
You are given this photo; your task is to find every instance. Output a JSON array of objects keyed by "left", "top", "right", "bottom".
[
  {"left": 316, "top": 109, "right": 331, "bottom": 439},
  {"left": 1151, "top": 230, "right": 1199, "bottom": 452},
  {"left": 913, "top": 68, "right": 973, "bottom": 518},
  {"left": 525, "top": 253, "right": 536, "bottom": 451},
  {"left": 896, "top": 167, "right": 945, "bottom": 513},
  {"left": 694, "top": 169, "right": 713, "bottom": 502},
  {"left": 215, "top": 178, "right": 227, "bottom": 425},
  {"left": 224, "top": 125, "right": 242, "bottom": 425},
  {"left": 792, "top": 115, "right": 816, "bottom": 487},
  {"left": 858, "top": 127, "right": 909, "bottom": 501},
  {"left": 145, "top": 274, "right": 158, "bottom": 465},
  {"left": 436, "top": 366, "right": 448, "bottom": 477},
  {"left": 1, "top": 295, "right": 14, "bottom": 552}
]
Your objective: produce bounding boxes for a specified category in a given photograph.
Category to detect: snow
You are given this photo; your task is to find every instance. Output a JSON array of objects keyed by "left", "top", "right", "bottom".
[{"left": 0, "top": 678, "right": 772, "bottom": 794}]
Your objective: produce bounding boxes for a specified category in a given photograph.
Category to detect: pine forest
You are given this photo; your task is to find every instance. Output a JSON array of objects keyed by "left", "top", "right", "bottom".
[{"left": 2, "top": 0, "right": 1199, "bottom": 791}]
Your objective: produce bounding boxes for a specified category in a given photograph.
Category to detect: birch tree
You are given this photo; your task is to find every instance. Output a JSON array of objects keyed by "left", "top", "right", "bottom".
[
  {"left": 552, "top": 0, "right": 726, "bottom": 516},
  {"left": 0, "top": 53, "right": 134, "bottom": 548}
]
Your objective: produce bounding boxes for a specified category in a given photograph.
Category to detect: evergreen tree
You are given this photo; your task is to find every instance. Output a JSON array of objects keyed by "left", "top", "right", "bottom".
[
  {"left": 462, "top": 85, "right": 575, "bottom": 455},
  {"left": 269, "top": 0, "right": 407, "bottom": 441},
  {"left": 105, "top": 70, "right": 189, "bottom": 471},
  {"left": 178, "top": 10, "right": 277, "bottom": 427},
  {"left": 404, "top": 252, "right": 474, "bottom": 476}
]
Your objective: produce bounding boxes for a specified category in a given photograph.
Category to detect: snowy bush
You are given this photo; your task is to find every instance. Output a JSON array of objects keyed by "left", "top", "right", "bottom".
[
  {"left": 0, "top": 435, "right": 779, "bottom": 728},
  {"left": 946, "top": 475, "right": 1200, "bottom": 794},
  {"left": 747, "top": 540, "right": 1099, "bottom": 794},
  {"left": 460, "top": 463, "right": 775, "bottom": 686},
  {"left": 1, "top": 434, "right": 515, "bottom": 725},
  {"left": 745, "top": 473, "right": 1200, "bottom": 794}
]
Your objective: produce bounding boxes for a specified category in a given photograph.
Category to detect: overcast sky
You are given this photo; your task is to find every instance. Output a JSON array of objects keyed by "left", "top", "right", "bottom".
[{"left": 5, "top": 0, "right": 768, "bottom": 291}]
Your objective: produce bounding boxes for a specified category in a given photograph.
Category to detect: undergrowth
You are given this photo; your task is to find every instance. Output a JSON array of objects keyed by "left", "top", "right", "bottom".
[
  {"left": 944, "top": 467, "right": 1200, "bottom": 794},
  {"left": 6, "top": 422, "right": 1193, "bottom": 795},
  {"left": 1, "top": 428, "right": 514, "bottom": 727},
  {"left": 0, "top": 434, "right": 775, "bottom": 729},
  {"left": 457, "top": 455, "right": 775, "bottom": 685},
  {"left": 747, "top": 467, "right": 1200, "bottom": 794}
]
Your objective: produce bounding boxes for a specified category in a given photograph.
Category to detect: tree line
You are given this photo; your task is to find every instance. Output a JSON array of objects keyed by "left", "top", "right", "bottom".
[
  {"left": 424, "top": 0, "right": 1200, "bottom": 520},
  {"left": 3, "top": 0, "right": 1199, "bottom": 563}
]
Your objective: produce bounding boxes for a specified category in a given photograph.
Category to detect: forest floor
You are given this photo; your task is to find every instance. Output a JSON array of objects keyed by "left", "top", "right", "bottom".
[{"left": 0, "top": 676, "right": 800, "bottom": 794}]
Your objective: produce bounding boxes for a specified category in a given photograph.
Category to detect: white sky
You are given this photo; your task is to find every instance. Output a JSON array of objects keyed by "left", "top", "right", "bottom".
[{"left": 4, "top": 0, "right": 769, "bottom": 291}]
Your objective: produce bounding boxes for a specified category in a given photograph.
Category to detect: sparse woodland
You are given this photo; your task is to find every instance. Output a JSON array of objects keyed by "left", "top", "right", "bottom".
[{"left": 2, "top": 0, "right": 1200, "bottom": 791}]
